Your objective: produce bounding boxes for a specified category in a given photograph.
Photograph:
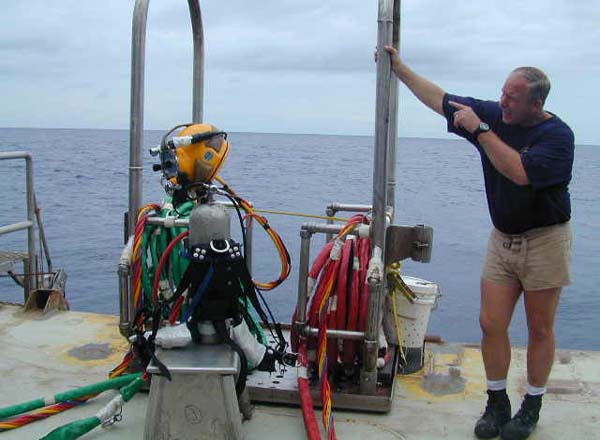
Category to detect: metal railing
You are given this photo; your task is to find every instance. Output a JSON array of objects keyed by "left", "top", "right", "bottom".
[{"left": 0, "top": 151, "right": 37, "bottom": 301}]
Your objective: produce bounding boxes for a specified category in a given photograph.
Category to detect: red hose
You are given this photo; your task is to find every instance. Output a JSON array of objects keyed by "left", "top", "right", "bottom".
[
  {"left": 297, "top": 342, "right": 321, "bottom": 440},
  {"left": 153, "top": 230, "right": 189, "bottom": 302},
  {"left": 308, "top": 261, "right": 336, "bottom": 328},
  {"left": 326, "top": 304, "right": 338, "bottom": 372},
  {"left": 335, "top": 239, "right": 352, "bottom": 330},
  {"left": 327, "top": 239, "right": 352, "bottom": 367},
  {"left": 357, "top": 238, "right": 371, "bottom": 333},
  {"left": 293, "top": 215, "right": 371, "bottom": 439},
  {"left": 168, "top": 295, "right": 186, "bottom": 324},
  {"left": 342, "top": 240, "right": 360, "bottom": 365},
  {"left": 291, "top": 241, "right": 336, "bottom": 353},
  {"left": 309, "top": 241, "right": 335, "bottom": 279}
]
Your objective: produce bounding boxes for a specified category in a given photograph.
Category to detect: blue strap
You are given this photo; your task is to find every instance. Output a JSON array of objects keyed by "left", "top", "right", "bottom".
[{"left": 182, "top": 264, "right": 215, "bottom": 322}]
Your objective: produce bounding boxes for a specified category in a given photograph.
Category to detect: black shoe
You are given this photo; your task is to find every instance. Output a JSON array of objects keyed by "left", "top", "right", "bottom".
[
  {"left": 500, "top": 394, "right": 542, "bottom": 440},
  {"left": 474, "top": 390, "right": 512, "bottom": 439}
]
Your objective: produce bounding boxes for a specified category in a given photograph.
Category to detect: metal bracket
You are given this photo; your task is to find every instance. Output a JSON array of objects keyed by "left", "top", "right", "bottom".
[{"left": 385, "top": 224, "right": 433, "bottom": 264}]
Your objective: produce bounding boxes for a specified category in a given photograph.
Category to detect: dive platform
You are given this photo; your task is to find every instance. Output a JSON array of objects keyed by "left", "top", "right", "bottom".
[{"left": 1, "top": 303, "right": 599, "bottom": 439}]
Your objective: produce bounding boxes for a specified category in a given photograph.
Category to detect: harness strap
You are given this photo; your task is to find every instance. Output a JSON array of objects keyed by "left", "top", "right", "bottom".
[{"left": 214, "top": 320, "right": 248, "bottom": 396}]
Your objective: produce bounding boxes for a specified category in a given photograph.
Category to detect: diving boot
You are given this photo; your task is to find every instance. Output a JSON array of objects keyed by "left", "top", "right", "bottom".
[
  {"left": 500, "top": 394, "right": 542, "bottom": 440},
  {"left": 474, "top": 390, "right": 512, "bottom": 439}
]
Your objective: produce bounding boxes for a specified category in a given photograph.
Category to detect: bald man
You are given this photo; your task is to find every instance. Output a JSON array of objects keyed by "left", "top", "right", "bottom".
[{"left": 383, "top": 46, "right": 574, "bottom": 440}]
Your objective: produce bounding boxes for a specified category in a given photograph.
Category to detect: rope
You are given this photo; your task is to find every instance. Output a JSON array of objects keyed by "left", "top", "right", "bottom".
[{"left": 250, "top": 207, "right": 348, "bottom": 223}]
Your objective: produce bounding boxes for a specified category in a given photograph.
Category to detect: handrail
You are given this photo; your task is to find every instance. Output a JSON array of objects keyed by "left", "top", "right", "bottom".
[
  {"left": 128, "top": 0, "right": 205, "bottom": 238},
  {"left": 0, "top": 151, "right": 37, "bottom": 300}
]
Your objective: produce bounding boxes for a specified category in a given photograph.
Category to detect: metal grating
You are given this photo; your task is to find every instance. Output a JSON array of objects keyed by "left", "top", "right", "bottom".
[{"left": 0, "top": 250, "right": 28, "bottom": 273}]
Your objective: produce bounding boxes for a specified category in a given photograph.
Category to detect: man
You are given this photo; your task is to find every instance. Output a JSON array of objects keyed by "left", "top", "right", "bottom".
[{"left": 383, "top": 45, "right": 574, "bottom": 440}]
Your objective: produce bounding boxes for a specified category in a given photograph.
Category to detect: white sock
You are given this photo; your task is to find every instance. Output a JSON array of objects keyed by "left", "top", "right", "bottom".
[
  {"left": 487, "top": 379, "right": 507, "bottom": 391},
  {"left": 527, "top": 383, "right": 546, "bottom": 396}
]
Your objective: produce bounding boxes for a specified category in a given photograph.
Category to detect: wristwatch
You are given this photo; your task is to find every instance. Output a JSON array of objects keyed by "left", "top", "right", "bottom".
[{"left": 472, "top": 122, "right": 490, "bottom": 139}]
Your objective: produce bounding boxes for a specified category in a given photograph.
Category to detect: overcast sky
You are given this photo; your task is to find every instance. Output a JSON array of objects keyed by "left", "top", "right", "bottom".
[{"left": 2, "top": 1, "right": 599, "bottom": 145}]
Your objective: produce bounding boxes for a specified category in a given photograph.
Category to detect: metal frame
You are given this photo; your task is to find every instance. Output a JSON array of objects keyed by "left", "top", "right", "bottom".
[
  {"left": 124, "top": 0, "right": 403, "bottom": 408},
  {"left": 296, "top": 0, "right": 401, "bottom": 400}
]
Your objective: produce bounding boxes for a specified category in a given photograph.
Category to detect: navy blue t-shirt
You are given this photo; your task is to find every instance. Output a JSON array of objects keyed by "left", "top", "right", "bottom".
[{"left": 442, "top": 93, "right": 574, "bottom": 234}]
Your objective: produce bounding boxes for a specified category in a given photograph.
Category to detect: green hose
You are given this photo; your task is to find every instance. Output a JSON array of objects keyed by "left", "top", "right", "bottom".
[
  {"left": 240, "top": 296, "right": 267, "bottom": 346},
  {"left": 134, "top": 199, "right": 267, "bottom": 359},
  {"left": 40, "top": 376, "right": 146, "bottom": 440},
  {"left": 40, "top": 416, "right": 99, "bottom": 440},
  {"left": 0, "top": 373, "right": 141, "bottom": 421},
  {"left": 140, "top": 226, "right": 155, "bottom": 304}
]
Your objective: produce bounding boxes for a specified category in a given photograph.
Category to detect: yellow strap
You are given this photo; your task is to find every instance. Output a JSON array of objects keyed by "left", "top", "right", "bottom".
[
  {"left": 388, "top": 261, "right": 409, "bottom": 366},
  {"left": 214, "top": 175, "right": 348, "bottom": 222},
  {"left": 391, "top": 286, "right": 407, "bottom": 365},
  {"left": 251, "top": 207, "right": 348, "bottom": 222}
]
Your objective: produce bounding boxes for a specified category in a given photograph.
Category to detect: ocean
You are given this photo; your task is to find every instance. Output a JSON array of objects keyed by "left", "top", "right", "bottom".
[{"left": 1, "top": 127, "right": 598, "bottom": 350}]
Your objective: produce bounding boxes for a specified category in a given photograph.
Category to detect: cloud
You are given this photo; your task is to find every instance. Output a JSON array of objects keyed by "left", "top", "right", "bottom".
[{"left": 1, "top": 0, "right": 599, "bottom": 143}]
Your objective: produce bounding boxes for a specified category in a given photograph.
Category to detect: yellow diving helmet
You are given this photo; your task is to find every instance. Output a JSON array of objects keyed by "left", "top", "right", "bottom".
[{"left": 171, "top": 123, "right": 230, "bottom": 184}]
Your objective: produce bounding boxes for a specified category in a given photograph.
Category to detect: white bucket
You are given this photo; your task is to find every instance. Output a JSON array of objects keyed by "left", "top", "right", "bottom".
[{"left": 384, "top": 275, "right": 440, "bottom": 348}]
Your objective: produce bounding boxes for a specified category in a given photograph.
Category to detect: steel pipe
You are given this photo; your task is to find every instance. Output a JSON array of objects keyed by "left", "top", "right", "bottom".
[
  {"left": 305, "top": 327, "right": 365, "bottom": 341},
  {"left": 128, "top": 0, "right": 149, "bottom": 239},
  {"left": 386, "top": 0, "right": 401, "bottom": 218},
  {"left": 0, "top": 221, "right": 33, "bottom": 235},
  {"left": 301, "top": 222, "right": 361, "bottom": 237},
  {"left": 188, "top": 0, "right": 204, "bottom": 122},
  {"left": 360, "top": 0, "right": 396, "bottom": 394},
  {"left": 294, "top": 230, "right": 312, "bottom": 333},
  {"left": 326, "top": 203, "right": 373, "bottom": 213},
  {"left": 118, "top": 236, "right": 134, "bottom": 337},
  {"left": 146, "top": 217, "right": 190, "bottom": 227},
  {"left": 325, "top": 203, "right": 373, "bottom": 241}
]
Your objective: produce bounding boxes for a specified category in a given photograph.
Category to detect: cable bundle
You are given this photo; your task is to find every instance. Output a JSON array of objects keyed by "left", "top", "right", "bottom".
[{"left": 294, "top": 214, "right": 371, "bottom": 440}]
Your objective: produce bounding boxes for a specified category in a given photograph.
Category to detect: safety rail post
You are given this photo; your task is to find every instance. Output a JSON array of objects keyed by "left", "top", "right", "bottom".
[
  {"left": 125, "top": 0, "right": 205, "bottom": 334},
  {"left": 128, "top": 0, "right": 205, "bottom": 238},
  {"left": 386, "top": 0, "right": 401, "bottom": 219},
  {"left": 0, "top": 151, "right": 37, "bottom": 302},
  {"left": 361, "top": 0, "right": 396, "bottom": 395}
]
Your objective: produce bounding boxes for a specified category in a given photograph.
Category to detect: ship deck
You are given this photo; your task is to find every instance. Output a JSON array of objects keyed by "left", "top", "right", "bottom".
[{"left": 1, "top": 303, "right": 599, "bottom": 439}]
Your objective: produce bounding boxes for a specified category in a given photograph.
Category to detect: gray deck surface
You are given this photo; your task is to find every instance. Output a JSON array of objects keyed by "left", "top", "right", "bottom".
[{"left": 1, "top": 303, "right": 599, "bottom": 439}]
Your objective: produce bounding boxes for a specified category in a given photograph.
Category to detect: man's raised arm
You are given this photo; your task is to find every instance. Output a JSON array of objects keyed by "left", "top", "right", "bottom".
[{"left": 385, "top": 45, "right": 445, "bottom": 116}]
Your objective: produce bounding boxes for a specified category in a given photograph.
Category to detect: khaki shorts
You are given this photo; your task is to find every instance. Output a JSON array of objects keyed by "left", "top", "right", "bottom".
[{"left": 482, "top": 222, "right": 572, "bottom": 291}]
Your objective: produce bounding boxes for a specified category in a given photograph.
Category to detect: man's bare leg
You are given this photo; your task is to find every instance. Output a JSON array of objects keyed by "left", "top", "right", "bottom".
[
  {"left": 480, "top": 279, "right": 522, "bottom": 380},
  {"left": 523, "top": 287, "right": 561, "bottom": 387},
  {"left": 474, "top": 279, "right": 522, "bottom": 439}
]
